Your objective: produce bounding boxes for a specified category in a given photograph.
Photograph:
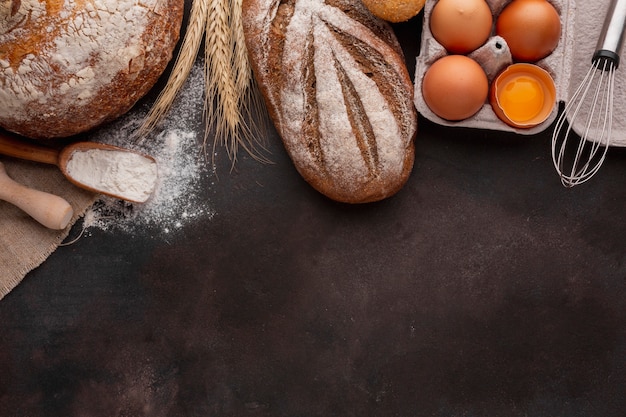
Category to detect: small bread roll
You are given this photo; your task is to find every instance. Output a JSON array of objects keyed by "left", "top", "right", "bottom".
[{"left": 361, "top": 0, "right": 426, "bottom": 23}]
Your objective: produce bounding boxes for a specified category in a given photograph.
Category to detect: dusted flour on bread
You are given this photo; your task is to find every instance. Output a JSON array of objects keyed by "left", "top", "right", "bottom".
[
  {"left": 243, "top": 0, "right": 417, "bottom": 203},
  {"left": 0, "top": 0, "right": 183, "bottom": 139}
]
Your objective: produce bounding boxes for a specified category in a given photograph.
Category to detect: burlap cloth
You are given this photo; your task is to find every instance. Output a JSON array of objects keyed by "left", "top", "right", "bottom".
[{"left": 0, "top": 157, "right": 97, "bottom": 300}]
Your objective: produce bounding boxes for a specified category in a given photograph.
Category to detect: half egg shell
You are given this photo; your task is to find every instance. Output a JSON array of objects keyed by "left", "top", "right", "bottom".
[{"left": 490, "top": 63, "right": 557, "bottom": 129}]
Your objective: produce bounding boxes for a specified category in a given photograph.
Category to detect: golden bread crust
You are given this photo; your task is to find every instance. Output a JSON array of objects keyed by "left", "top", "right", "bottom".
[{"left": 361, "top": 0, "right": 425, "bottom": 23}]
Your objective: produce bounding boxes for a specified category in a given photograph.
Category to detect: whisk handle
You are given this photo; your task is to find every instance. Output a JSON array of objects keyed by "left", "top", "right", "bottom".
[{"left": 594, "top": 0, "right": 626, "bottom": 68}]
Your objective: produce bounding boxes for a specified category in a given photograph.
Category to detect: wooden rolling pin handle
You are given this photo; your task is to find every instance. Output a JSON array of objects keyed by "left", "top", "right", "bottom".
[
  {"left": 0, "top": 131, "right": 60, "bottom": 165},
  {"left": 0, "top": 162, "right": 73, "bottom": 230}
]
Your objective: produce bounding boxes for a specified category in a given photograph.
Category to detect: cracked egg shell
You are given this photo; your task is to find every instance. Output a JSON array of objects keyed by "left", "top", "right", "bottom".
[{"left": 490, "top": 63, "right": 556, "bottom": 128}]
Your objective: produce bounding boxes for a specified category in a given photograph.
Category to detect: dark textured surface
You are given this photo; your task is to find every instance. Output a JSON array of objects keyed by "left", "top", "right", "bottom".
[{"left": 1, "top": 13, "right": 625, "bottom": 417}]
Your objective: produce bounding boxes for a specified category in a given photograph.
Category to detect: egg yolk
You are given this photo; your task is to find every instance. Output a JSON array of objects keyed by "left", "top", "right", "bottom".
[{"left": 498, "top": 76, "right": 544, "bottom": 122}]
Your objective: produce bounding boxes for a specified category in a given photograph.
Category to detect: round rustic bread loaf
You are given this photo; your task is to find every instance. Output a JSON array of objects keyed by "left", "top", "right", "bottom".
[{"left": 0, "top": 0, "right": 183, "bottom": 139}]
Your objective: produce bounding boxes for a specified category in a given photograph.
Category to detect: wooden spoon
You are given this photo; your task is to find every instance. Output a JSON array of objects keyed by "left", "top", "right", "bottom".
[
  {"left": 0, "top": 131, "right": 158, "bottom": 203},
  {"left": 0, "top": 162, "right": 73, "bottom": 230}
]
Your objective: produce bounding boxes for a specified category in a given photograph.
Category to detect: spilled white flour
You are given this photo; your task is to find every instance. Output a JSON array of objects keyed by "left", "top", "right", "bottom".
[{"left": 69, "top": 60, "right": 216, "bottom": 237}]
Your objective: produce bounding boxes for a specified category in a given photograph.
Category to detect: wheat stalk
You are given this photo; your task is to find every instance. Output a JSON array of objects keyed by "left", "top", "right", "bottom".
[
  {"left": 231, "top": 0, "right": 254, "bottom": 101},
  {"left": 204, "top": 0, "right": 271, "bottom": 166},
  {"left": 135, "top": 0, "right": 209, "bottom": 139},
  {"left": 229, "top": 0, "right": 271, "bottom": 162},
  {"left": 204, "top": 0, "right": 239, "bottom": 160}
]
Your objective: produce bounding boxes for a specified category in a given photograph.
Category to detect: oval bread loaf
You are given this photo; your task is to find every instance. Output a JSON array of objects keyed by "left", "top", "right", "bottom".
[
  {"left": 242, "top": 0, "right": 417, "bottom": 203},
  {"left": 0, "top": 0, "right": 183, "bottom": 139}
]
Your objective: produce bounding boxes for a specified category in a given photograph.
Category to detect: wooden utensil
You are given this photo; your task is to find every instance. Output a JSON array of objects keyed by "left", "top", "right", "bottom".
[
  {"left": 0, "top": 131, "right": 157, "bottom": 203},
  {"left": 0, "top": 162, "right": 73, "bottom": 230}
]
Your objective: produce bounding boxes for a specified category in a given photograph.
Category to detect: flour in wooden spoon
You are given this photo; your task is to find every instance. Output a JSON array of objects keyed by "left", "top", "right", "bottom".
[{"left": 65, "top": 149, "right": 157, "bottom": 203}]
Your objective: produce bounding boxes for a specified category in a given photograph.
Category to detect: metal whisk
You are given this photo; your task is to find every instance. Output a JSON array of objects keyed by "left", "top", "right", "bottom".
[{"left": 551, "top": 0, "right": 626, "bottom": 187}]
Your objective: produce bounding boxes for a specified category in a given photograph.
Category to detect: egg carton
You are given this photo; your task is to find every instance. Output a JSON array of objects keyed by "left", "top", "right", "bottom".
[{"left": 414, "top": 0, "right": 626, "bottom": 147}]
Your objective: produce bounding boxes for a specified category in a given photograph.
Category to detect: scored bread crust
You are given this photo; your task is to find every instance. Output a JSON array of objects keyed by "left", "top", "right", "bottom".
[
  {"left": 243, "top": 0, "right": 417, "bottom": 203},
  {"left": 0, "top": 0, "right": 184, "bottom": 139}
]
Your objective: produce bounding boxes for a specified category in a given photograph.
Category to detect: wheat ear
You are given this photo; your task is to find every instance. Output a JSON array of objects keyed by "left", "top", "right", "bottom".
[
  {"left": 134, "top": 0, "right": 209, "bottom": 139},
  {"left": 204, "top": 0, "right": 270, "bottom": 165},
  {"left": 229, "top": 0, "right": 271, "bottom": 162},
  {"left": 204, "top": 0, "right": 239, "bottom": 162}
]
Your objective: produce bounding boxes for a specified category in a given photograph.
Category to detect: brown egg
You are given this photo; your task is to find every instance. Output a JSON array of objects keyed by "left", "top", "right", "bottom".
[
  {"left": 430, "top": 0, "right": 493, "bottom": 54},
  {"left": 496, "top": 0, "right": 561, "bottom": 62},
  {"left": 422, "top": 55, "right": 489, "bottom": 121}
]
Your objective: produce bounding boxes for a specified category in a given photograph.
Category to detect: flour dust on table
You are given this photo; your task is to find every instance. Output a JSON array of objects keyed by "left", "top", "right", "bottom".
[{"left": 69, "top": 61, "right": 216, "bottom": 237}]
